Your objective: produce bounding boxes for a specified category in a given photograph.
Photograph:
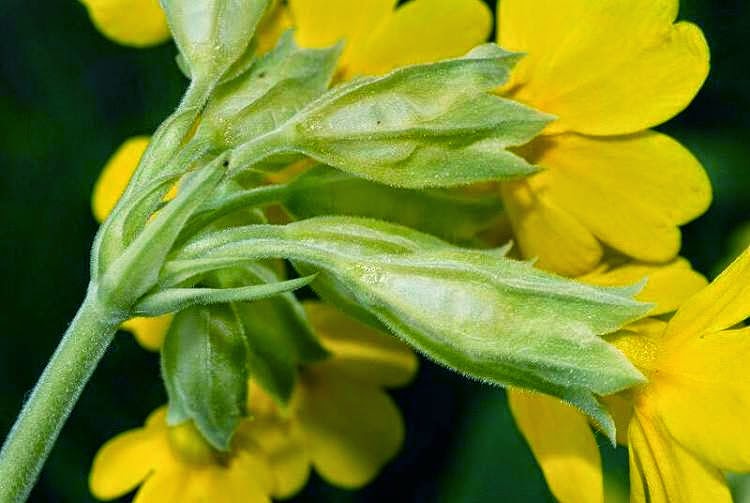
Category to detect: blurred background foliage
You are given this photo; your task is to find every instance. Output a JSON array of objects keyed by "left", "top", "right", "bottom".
[{"left": 0, "top": 0, "right": 748, "bottom": 501}]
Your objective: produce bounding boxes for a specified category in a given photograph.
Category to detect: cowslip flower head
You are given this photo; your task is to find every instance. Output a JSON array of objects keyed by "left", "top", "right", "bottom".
[
  {"left": 508, "top": 258, "right": 707, "bottom": 503},
  {"left": 288, "top": 0, "right": 492, "bottom": 78},
  {"left": 496, "top": 0, "right": 712, "bottom": 276},
  {"left": 90, "top": 301, "right": 417, "bottom": 501},
  {"left": 91, "top": 137, "right": 173, "bottom": 350},
  {"left": 79, "top": 0, "right": 170, "bottom": 48}
]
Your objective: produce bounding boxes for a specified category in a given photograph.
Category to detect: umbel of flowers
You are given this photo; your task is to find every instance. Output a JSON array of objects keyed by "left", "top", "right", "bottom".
[{"left": 0, "top": 1, "right": 745, "bottom": 503}]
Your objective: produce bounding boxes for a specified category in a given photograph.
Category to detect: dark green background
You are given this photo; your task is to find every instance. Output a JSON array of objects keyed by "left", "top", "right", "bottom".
[{"left": 1, "top": 1, "right": 748, "bottom": 501}]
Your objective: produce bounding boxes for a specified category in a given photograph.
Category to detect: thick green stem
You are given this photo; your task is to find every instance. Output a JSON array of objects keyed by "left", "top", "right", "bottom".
[{"left": 0, "top": 287, "right": 123, "bottom": 502}]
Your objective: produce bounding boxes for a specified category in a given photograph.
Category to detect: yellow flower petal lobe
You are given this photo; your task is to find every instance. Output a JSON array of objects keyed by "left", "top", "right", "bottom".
[
  {"left": 297, "top": 366, "right": 405, "bottom": 488},
  {"left": 92, "top": 136, "right": 150, "bottom": 223},
  {"left": 498, "top": 0, "right": 709, "bottom": 135},
  {"left": 666, "top": 246, "right": 750, "bottom": 343},
  {"left": 508, "top": 390, "right": 603, "bottom": 503},
  {"left": 518, "top": 132, "right": 710, "bottom": 264},
  {"left": 82, "top": 0, "right": 170, "bottom": 48},
  {"left": 654, "top": 326, "right": 750, "bottom": 472},
  {"left": 222, "top": 451, "right": 274, "bottom": 503},
  {"left": 627, "top": 409, "right": 731, "bottom": 503},
  {"left": 239, "top": 418, "right": 310, "bottom": 499},
  {"left": 289, "top": 0, "right": 396, "bottom": 69},
  {"left": 304, "top": 302, "right": 418, "bottom": 387},
  {"left": 500, "top": 179, "right": 603, "bottom": 276},
  {"left": 580, "top": 258, "right": 707, "bottom": 315},
  {"left": 348, "top": 0, "right": 492, "bottom": 76},
  {"left": 131, "top": 466, "right": 190, "bottom": 503},
  {"left": 121, "top": 315, "right": 173, "bottom": 351},
  {"left": 89, "top": 427, "right": 168, "bottom": 500}
]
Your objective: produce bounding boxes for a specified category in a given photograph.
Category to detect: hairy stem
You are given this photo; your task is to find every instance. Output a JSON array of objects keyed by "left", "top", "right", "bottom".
[{"left": 0, "top": 287, "right": 124, "bottom": 502}]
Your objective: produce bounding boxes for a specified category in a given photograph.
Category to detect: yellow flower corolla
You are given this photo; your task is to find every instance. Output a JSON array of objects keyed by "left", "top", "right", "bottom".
[
  {"left": 91, "top": 137, "right": 174, "bottom": 350},
  {"left": 508, "top": 257, "right": 707, "bottom": 503},
  {"left": 496, "top": 0, "right": 712, "bottom": 276},
  {"left": 80, "top": 0, "right": 170, "bottom": 48},
  {"left": 288, "top": 0, "right": 492, "bottom": 78},
  {"left": 90, "top": 408, "right": 274, "bottom": 502},
  {"left": 90, "top": 302, "right": 417, "bottom": 501},
  {"left": 612, "top": 247, "right": 750, "bottom": 502},
  {"left": 251, "top": 301, "right": 418, "bottom": 490}
]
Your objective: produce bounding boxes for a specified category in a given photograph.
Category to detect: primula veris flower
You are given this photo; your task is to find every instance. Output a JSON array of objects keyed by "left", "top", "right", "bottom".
[
  {"left": 513, "top": 247, "right": 750, "bottom": 502},
  {"left": 80, "top": 0, "right": 170, "bottom": 48},
  {"left": 90, "top": 408, "right": 275, "bottom": 502},
  {"left": 288, "top": 0, "right": 492, "bottom": 77},
  {"left": 508, "top": 258, "right": 707, "bottom": 503},
  {"left": 91, "top": 137, "right": 173, "bottom": 350},
  {"left": 611, "top": 246, "right": 750, "bottom": 502},
  {"left": 496, "top": 0, "right": 712, "bottom": 276},
  {"left": 250, "top": 301, "right": 418, "bottom": 490},
  {"left": 90, "top": 302, "right": 417, "bottom": 501}
]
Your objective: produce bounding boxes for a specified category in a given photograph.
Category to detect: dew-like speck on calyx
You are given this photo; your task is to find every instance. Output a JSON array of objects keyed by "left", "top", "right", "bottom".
[{"left": 352, "top": 263, "right": 385, "bottom": 286}]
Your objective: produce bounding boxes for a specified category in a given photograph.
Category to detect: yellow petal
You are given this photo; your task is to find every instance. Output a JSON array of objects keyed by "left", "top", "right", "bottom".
[
  {"left": 508, "top": 390, "right": 603, "bottom": 503},
  {"left": 653, "top": 326, "right": 750, "bottom": 472},
  {"left": 347, "top": 0, "right": 492, "bottom": 76},
  {"left": 222, "top": 451, "right": 274, "bottom": 503},
  {"left": 89, "top": 427, "right": 168, "bottom": 500},
  {"left": 666, "top": 246, "right": 750, "bottom": 343},
  {"left": 145, "top": 406, "right": 168, "bottom": 429},
  {"left": 500, "top": 179, "right": 603, "bottom": 276},
  {"left": 528, "top": 132, "right": 710, "bottom": 264},
  {"left": 498, "top": 0, "right": 709, "bottom": 135},
  {"left": 132, "top": 466, "right": 189, "bottom": 503},
  {"left": 289, "top": 0, "right": 396, "bottom": 69},
  {"left": 297, "top": 367, "right": 404, "bottom": 488},
  {"left": 121, "top": 315, "right": 173, "bottom": 351},
  {"left": 304, "top": 302, "right": 417, "bottom": 388},
  {"left": 81, "top": 0, "right": 170, "bottom": 48},
  {"left": 627, "top": 410, "right": 731, "bottom": 503},
  {"left": 91, "top": 136, "right": 150, "bottom": 223},
  {"left": 580, "top": 258, "right": 708, "bottom": 315},
  {"left": 240, "top": 418, "right": 310, "bottom": 498}
]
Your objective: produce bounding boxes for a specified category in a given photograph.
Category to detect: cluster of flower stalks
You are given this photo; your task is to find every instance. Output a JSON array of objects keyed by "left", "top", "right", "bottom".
[{"left": 1, "top": 1, "right": 748, "bottom": 502}]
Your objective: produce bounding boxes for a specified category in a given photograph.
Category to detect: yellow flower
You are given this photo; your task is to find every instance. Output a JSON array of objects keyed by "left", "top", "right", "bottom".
[
  {"left": 512, "top": 248, "right": 750, "bottom": 502},
  {"left": 612, "top": 247, "right": 750, "bottom": 502},
  {"left": 253, "top": 301, "right": 418, "bottom": 489},
  {"left": 90, "top": 408, "right": 275, "bottom": 502},
  {"left": 508, "top": 257, "right": 707, "bottom": 503},
  {"left": 288, "top": 0, "right": 492, "bottom": 78},
  {"left": 91, "top": 137, "right": 174, "bottom": 350},
  {"left": 80, "top": 0, "right": 170, "bottom": 48},
  {"left": 496, "top": 0, "right": 712, "bottom": 276},
  {"left": 90, "top": 302, "right": 417, "bottom": 501}
]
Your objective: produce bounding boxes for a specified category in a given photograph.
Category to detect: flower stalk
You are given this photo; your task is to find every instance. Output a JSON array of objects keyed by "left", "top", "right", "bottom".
[{"left": 0, "top": 287, "right": 125, "bottom": 502}]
